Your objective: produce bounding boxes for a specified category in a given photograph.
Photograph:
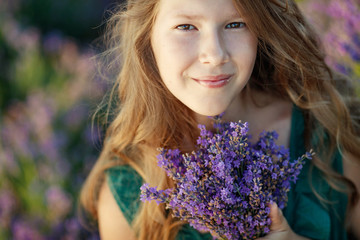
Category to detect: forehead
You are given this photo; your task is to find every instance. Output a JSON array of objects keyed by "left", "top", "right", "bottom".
[{"left": 155, "top": 0, "right": 242, "bottom": 20}]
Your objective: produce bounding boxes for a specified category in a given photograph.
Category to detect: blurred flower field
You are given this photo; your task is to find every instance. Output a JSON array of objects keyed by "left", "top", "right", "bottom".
[
  {"left": 299, "top": 0, "right": 360, "bottom": 93},
  {"left": 0, "top": 0, "right": 359, "bottom": 239},
  {"left": 0, "top": 0, "right": 114, "bottom": 239}
]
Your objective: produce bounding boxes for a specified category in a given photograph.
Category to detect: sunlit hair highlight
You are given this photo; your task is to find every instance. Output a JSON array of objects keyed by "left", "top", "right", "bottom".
[
  {"left": 233, "top": 0, "right": 360, "bottom": 226},
  {"left": 80, "top": 0, "right": 197, "bottom": 238}
]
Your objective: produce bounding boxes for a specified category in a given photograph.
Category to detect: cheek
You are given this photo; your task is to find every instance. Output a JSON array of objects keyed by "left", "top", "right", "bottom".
[
  {"left": 154, "top": 35, "right": 197, "bottom": 76},
  {"left": 230, "top": 37, "right": 258, "bottom": 69},
  {"left": 168, "top": 35, "right": 195, "bottom": 52}
]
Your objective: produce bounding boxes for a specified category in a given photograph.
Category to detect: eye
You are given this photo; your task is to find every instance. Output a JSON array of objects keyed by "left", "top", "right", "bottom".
[
  {"left": 225, "top": 22, "right": 246, "bottom": 29},
  {"left": 176, "top": 24, "right": 197, "bottom": 31}
]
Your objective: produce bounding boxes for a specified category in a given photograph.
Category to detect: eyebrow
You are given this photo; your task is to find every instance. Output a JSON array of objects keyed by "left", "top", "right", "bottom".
[
  {"left": 173, "top": 12, "right": 241, "bottom": 21},
  {"left": 173, "top": 13, "right": 204, "bottom": 21}
]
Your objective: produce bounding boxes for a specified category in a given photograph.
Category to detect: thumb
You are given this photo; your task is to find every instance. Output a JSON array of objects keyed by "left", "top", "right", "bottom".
[{"left": 269, "top": 202, "right": 287, "bottom": 232}]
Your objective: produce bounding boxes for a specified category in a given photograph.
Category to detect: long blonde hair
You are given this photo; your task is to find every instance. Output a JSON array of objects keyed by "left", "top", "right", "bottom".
[{"left": 80, "top": 0, "right": 360, "bottom": 239}]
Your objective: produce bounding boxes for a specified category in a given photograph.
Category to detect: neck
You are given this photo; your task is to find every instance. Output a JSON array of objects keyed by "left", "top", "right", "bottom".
[
  {"left": 193, "top": 88, "right": 268, "bottom": 127},
  {"left": 190, "top": 88, "right": 292, "bottom": 148},
  {"left": 222, "top": 88, "right": 273, "bottom": 122}
]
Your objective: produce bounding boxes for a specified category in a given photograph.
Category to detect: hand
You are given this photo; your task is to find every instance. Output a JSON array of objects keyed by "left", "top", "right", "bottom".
[{"left": 257, "top": 203, "right": 310, "bottom": 240}]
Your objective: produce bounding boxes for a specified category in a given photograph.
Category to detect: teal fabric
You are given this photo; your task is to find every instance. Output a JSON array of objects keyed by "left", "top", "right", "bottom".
[
  {"left": 283, "top": 106, "right": 348, "bottom": 240},
  {"left": 106, "top": 166, "right": 213, "bottom": 239},
  {"left": 106, "top": 106, "right": 348, "bottom": 239}
]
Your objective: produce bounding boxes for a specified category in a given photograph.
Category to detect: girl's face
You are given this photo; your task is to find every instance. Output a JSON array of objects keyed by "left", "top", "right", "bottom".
[{"left": 151, "top": 0, "right": 258, "bottom": 117}]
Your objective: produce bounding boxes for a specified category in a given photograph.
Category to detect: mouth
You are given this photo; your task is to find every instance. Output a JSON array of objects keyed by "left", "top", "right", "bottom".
[{"left": 192, "top": 74, "right": 232, "bottom": 88}]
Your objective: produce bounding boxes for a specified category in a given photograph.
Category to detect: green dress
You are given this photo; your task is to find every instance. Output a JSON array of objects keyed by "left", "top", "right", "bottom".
[{"left": 106, "top": 107, "right": 348, "bottom": 240}]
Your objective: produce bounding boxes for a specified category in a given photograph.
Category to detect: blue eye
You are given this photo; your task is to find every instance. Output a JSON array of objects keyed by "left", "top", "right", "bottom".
[
  {"left": 176, "top": 24, "right": 196, "bottom": 31},
  {"left": 225, "top": 22, "right": 246, "bottom": 29}
]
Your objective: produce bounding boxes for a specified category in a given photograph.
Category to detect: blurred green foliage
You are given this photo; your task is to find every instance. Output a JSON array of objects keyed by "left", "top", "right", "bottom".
[{"left": 14, "top": 0, "right": 117, "bottom": 43}]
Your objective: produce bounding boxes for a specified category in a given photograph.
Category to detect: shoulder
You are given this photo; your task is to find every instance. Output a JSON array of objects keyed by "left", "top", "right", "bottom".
[
  {"left": 98, "top": 177, "right": 137, "bottom": 240},
  {"left": 98, "top": 165, "right": 142, "bottom": 240},
  {"left": 105, "top": 165, "right": 143, "bottom": 223}
]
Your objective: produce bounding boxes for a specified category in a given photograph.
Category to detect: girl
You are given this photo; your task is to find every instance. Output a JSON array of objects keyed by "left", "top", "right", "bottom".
[{"left": 80, "top": 0, "right": 360, "bottom": 239}]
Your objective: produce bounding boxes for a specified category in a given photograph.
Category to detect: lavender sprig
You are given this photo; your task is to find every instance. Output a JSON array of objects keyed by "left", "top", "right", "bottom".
[{"left": 141, "top": 121, "right": 311, "bottom": 240}]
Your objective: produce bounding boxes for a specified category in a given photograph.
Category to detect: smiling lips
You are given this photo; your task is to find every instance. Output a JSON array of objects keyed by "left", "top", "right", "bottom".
[{"left": 193, "top": 74, "right": 232, "bottom": 88}]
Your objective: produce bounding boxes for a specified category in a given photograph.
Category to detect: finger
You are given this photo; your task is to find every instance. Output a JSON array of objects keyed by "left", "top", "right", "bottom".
[{"left": 269, "top": 202, "right": 287, "bottom": 231}]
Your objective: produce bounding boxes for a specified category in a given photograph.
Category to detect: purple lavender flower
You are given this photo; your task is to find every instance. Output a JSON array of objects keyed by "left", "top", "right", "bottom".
[
  {"left": 12, "top": 218, "right": 45, "bottom": 240},
  {"left": 46, "top": 186, "right": 72, "bottom": 220},
  {"left": 141, "top": 121, "right": 310, "bottom": 239}
]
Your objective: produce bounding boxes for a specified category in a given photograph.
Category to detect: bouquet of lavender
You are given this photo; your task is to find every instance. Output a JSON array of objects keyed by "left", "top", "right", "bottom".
[{"left": 140, "top": 120, "right": 311, "bottom": 239}]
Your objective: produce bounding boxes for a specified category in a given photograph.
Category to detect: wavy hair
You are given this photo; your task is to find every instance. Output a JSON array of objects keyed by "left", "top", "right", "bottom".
[
  {"left": 80, "top": 0, "right": 360, "bottom": 239},
  {"left": 235, "top": 0, "right": 360, "bottom": 212}
]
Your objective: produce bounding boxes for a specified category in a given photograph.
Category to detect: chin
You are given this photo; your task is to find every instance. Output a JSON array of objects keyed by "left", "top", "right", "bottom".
[{"left": 191, "top": 107, "right": 227, "bottom": 118}]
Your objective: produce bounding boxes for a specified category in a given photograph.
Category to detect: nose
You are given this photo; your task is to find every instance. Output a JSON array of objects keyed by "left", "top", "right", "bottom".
[{"left": 199, "top": 30, "right": 229, "bottom": 66}]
